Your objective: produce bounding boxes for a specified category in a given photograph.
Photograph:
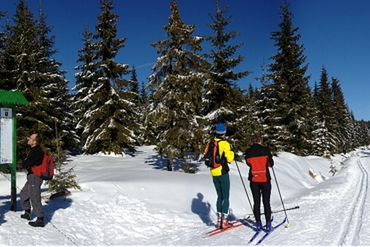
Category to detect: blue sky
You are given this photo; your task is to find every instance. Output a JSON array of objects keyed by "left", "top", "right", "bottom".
[{"left": 1, "top": 0, "right": 369, "bottom": 120}]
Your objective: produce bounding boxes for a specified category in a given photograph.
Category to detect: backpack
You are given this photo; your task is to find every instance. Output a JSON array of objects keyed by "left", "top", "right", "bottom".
[
  {"left": 204, "top": 140, "right": 222, "bottom": 169},
  {"left": 246, "top": 156, "right": 268, "bottom": 183},
  {"left": 31, "top": 154, "right": 54, "bottom": 180}
]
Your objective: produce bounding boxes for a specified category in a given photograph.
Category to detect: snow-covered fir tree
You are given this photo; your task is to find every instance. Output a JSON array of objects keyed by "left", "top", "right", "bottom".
[
  {"left": 140, "top": 81, "right": 148, "bottom": 107},
  {"left": 146, "top": 1, "right": 207, "bottom": 171},
  {"left": 255, "top": 82, "right": 281, "bottom": 153},
  {"left": 35, "top": 8, "right": 78, "bottom": 151},
  {"left": 262, "top": 3, "right": 312, "bottom": 155},
  {"left": 0, "top": 12, "right": 14, "bottom": 91},
  {"left": 74, "top": 28, "right": 98, "bottom": 147},
  {"left": 315, "top": 67, "right": 338, "bottom": 153},
  {"left": 129, "top": 67, "right": 140, "bottom": 105},
  {"left": 2, "top": 0, "right": 54, "bottom": 158},
  {"left": 331, "top": 77, "right": 354, "bottom": 152},
  {"left": 126, "top": 66, "right": 144, "bottom": 145},
  {"left": 309, "top": 82, "right": 331, "bottom": 156},
  {"left": 79, "top": 0, "right": 139, "bottom": 154},
  {"left": 354, "top": 120, "right": 370, "bottom": 147},
  {"left": 233, "top": 84, "right": 261, "bottom": 152},
  {"left": 0, "top": 12, "right": 5, "bottom": 86},
  {"left": 203, "top": 0, "right": 249, "bottom": 147}
]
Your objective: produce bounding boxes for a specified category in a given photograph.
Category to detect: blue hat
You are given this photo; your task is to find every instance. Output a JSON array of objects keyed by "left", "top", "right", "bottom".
[{"left": 215, "top": 123, "right": 226, "bottom": 135}]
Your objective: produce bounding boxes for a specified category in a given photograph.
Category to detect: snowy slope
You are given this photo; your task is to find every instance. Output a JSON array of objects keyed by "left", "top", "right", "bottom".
[{"left": 0, "top": 146, "right": 369, "bottom": 245}]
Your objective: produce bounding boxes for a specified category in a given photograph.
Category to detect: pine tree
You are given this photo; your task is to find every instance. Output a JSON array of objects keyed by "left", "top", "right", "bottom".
[
  {"left": 233, "top": 85, "right": 261, "bottom": 152},
  {"left": 255, "top": 82, "right": 281, "bottom": 153},
  {"left": 35, "top": 8, "right": 78, "bottom": 152},
  {"left": 146, "top": 1, "right": 207, "bottom": 171},
  {"left": 265, "top": 3, "right": 312, "bottom": 155},
  {"left": 81, "top": 0, "right": 138, "bottom": 154},
  {"left": 309, "top": 83, "right": 331, "bottom": 156},
  {"left": 3, "top": 0, "right": 48, "bottom": 159},
  {"left": 0, "top": 13, "right": 5, "bottom": 88},
  {"left": 331, "top": 77, "right": 353, "bottom": 153},
  {"left": 203, "top": 0, "right": 249, "bottom": 143},
  {"left": 140, "top": 81, "right": 148, "bottom": 106},
  {"left": 315, "top": 67, "right": 338, "bottom": 153},
  {"left": 74, "top": 28, "right": 98, "bottom": 148},
  {"left": 129, "top": 66, "right": 140, "bottom": 105}
]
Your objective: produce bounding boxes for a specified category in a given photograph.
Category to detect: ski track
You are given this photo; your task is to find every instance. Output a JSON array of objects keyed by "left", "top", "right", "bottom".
[{"left": 337, "top": 158, "right": 368, "bottom": 245}]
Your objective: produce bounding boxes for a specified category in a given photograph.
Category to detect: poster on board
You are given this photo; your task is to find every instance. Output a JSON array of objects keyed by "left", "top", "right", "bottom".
[{"left": 0, "top": 108, "right": 13, "bottom": 164}]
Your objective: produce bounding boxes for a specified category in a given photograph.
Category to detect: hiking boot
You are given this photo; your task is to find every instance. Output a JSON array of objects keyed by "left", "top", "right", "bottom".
[
  {"left": 29, "top": 217, "right": 45, "bottom": 227},
  {"left": 20, "top": 210, "right": 31, "bottom": 220},
  {"left": 265, "top": 221, "right": 272, "bottom": 232}
]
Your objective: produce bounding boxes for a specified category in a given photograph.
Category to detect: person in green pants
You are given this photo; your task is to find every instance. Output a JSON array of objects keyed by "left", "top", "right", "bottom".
[{"left": 203, "top": 123, "right": 234, "bottom": 229}]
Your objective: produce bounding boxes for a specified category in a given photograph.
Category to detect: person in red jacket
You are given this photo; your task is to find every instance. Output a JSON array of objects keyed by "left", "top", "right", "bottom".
[
  {"left": 20, "top": 133, "right": 45, "bottom": 227},
  {"left": 244, "top": 133, "right": 274, "bottom": 232}
]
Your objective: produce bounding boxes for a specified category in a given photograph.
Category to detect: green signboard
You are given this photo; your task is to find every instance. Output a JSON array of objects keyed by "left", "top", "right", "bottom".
[{"left": 0, "top": 90, "right": 28, "bottom": 211}]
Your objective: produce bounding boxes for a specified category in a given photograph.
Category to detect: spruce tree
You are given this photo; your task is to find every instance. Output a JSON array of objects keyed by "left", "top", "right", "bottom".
[
  {"left": 331, "top": 77, "right": 353, "bottom": 153},
  {"left": 0, "top": 13, "right": 5, "bottom": 88},
  {"left": 81, "top": 0, "right": 138, "bottom": 154},
  {"left": 35, "top": 9, "right": 78, "bottom": 151},
  {"left": 316, "top": 67, "right": 338, "bottom": 153},
  {"left": 233, "top": 85, "right": 261, "bottom": 152},
  {"left": 146, "top": 1, "right": 207, "bottom": 171},
  {"left": 74, "top": 28, "right": 98, "bottom": 147},
  {"left": 265, "top": 3, "right": 312, "bottom": 155},
  {"left": 3, "top": 0, "right": 48, "bottom": 159},
  {"left": 203, "top": 0, "right": 249, "bottom": 143},
  {"left": 140, "top": 81, "right": 148, "bottom": 106},
  {"left": 309, "top": 82, "right": 331, "bottom": 156},
  {"left": 129, "top": 66, "right": 140, "bottom": 105}
]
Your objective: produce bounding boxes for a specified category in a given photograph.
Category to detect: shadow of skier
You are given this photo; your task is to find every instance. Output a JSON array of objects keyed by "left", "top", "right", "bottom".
[{"left": 191, "top": 193, "right": 213, "bottom": 226}]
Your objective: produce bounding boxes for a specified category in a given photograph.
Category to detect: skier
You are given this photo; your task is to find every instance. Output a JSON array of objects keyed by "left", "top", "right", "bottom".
[
  {"left": 203, "top": 123, "right": 234, "bottom": 229},
  {"left": 20, "top": 133, "right": 45, "bottom": 227},
  {"left": 244, "top": 133, "right": 274, "bottom": 232}
]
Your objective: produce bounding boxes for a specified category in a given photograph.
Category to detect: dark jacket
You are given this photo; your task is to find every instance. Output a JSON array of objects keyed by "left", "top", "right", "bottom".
[
  {"left": 244, "top": 143, "right": 274, "bottom": 182},
  {"left": 23, "top": 145, "right": 44, "bottom": 175}
]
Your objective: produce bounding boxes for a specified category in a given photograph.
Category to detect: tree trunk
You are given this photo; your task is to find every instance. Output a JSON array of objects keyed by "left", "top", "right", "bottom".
[{"left": 167, "top": 152, "right": 173, "bottom": 171}]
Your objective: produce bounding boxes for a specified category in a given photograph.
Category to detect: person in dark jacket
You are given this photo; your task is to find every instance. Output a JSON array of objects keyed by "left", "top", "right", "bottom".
[
  {"left": 244, "top": 133, "right": 274, "bottom": 232},
  {"left": 20, "top": 133, "right": 45, "bottom": 227}
]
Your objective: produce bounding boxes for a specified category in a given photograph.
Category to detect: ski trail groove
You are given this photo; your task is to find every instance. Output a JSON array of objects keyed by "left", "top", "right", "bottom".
[{"left": 337, "top": 159, "right": 368, "bottom": 245}]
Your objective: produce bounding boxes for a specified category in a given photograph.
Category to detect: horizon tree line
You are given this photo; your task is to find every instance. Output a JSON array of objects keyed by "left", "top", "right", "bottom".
[{"left": 0, "top": 0, "right": 369, "bottom": 173}]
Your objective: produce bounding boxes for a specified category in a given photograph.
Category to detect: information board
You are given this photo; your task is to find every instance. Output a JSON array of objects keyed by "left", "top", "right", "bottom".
[{"left": 0, "top": 108, "right": 13, "bottom": 164}]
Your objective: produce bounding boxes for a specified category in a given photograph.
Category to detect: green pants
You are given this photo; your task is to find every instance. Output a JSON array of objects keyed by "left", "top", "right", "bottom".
[{"left": 212, "top": 173, "right": 230, "bottom": 214}]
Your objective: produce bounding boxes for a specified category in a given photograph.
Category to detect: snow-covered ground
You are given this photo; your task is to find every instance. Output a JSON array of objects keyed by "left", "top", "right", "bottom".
[{"left": 1, "top": 145, "right": 370, "bottom": 245}]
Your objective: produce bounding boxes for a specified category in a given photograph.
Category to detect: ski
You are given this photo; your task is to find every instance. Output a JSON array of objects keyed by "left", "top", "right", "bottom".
[
  {"left": 255, "top": 217, "right": 287, "bottom": 245},
  {"left": 247, "top": 217, "right": 273, "bottom": 244},
  {"left": 248, "top": 230, "right": 262, "bottom": 244},
  {"left": 206, "top": 216, "right": 250, "bottom": 237}
]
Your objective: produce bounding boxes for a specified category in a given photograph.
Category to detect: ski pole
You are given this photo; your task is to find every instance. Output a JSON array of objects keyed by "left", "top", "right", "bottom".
[
  {"left": 234, "top": 159, "right": 253, "bottom": 213},
  {"left": 246, "top": 205, "right": 299, "bottom": 216},
  {"left": 271, "top": 166, "right": 290, "bottom": 225}
]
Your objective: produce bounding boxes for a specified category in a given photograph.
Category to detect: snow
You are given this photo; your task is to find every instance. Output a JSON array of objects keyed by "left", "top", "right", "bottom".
[{"left": 1, "top": 146, "right": 370, "bottom": 245}]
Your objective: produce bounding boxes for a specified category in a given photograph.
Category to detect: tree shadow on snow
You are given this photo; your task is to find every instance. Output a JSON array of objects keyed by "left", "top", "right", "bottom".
[
  {"left": 145, "top": 154, "right": 181, "bottom": 171},
  {"left": 191, "top": 193, "right": 213, "bottom": 226}
]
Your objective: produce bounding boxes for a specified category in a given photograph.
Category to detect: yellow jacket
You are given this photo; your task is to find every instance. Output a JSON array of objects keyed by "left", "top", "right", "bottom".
[{"left": 204, "top": 138, "right": 235, "bottom": 177}]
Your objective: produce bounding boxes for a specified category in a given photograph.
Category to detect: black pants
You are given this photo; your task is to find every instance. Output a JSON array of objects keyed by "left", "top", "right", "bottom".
[{"left": 250, "top": 182, "right": 271, "bottom": 224}]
